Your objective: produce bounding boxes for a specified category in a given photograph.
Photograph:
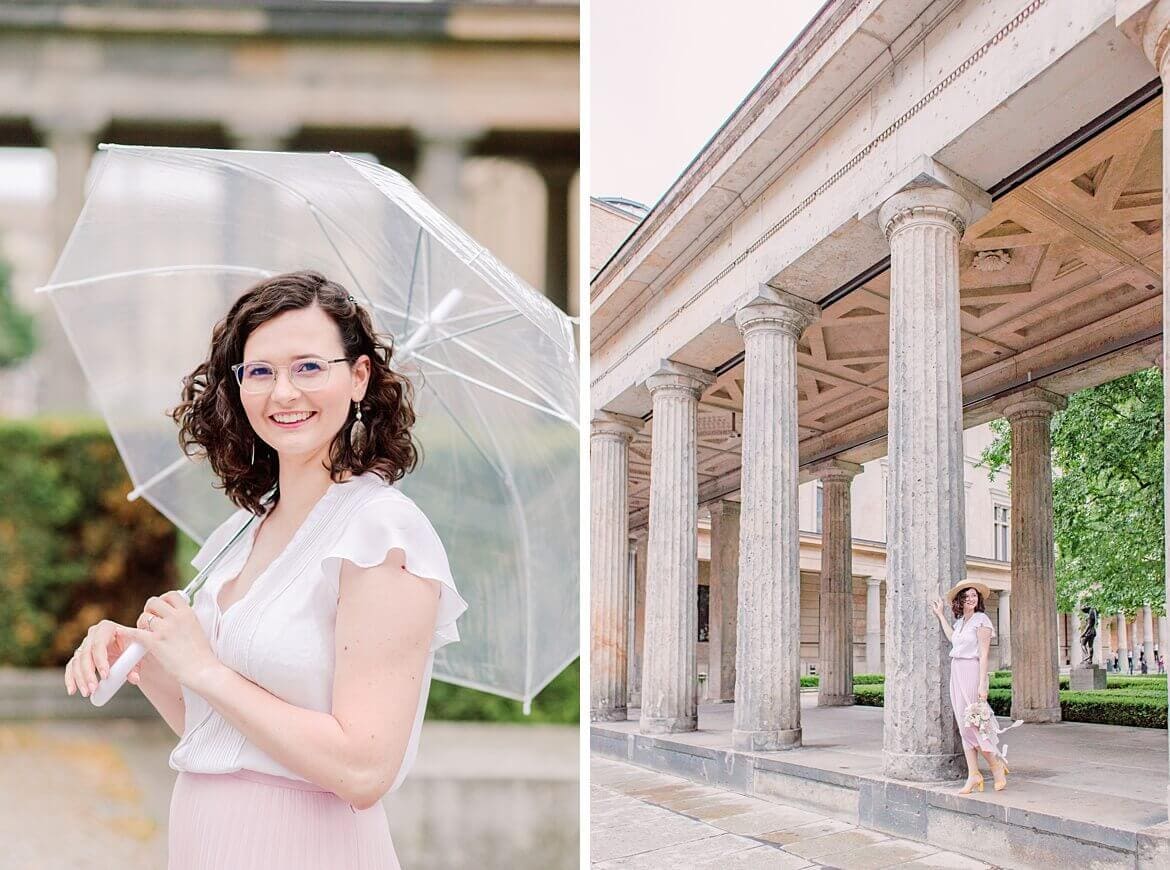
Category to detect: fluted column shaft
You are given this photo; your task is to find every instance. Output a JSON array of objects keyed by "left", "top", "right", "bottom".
[
  {"left": 880, "top": 185, "right": 972, "bottom": 781},
  {"left": 1160, "top": 616, "right": 1169, "bottom": 669},
  {"left": 1144, "top": 606, "right": 1157, "bottom": 670},
  {"left": 590, "top": 414, "right": 639, "bottom": 721},
  {"left": 1118, "top": 0, "right": 1170, "bottom": 819},
  {"left": 1001, "top": 388, "right": 1064, "bottom": 722},
  {"left": 866, "top": 578, "right": 883, "bottom": 674},
  {"left": 998, "top": 591, "right": 1012, "bottom": 668},
  {"left": 707, "top": 500, "right": 741, "bottom": 702},
  {"left": 733, "top": 290, "right": 819, "bottom": 751},
  {"left": 640, "top": 363, "right": 713, "bottom": 733},
  {"left": 812, "top": 461, "right": 862, "bottom": 706}
]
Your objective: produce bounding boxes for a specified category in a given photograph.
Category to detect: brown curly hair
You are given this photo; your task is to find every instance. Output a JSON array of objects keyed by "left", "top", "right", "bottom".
[
  {"left": 951, "top": 588, "right": 987, "bottom": 620},
  {"left": 169, "top": 270, "right": 418, "bottom": 515}
]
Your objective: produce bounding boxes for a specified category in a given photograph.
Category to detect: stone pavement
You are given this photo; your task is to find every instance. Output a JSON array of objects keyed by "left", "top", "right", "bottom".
[{"left": 592, "top": 757, "right": 993, "bottom": 869}]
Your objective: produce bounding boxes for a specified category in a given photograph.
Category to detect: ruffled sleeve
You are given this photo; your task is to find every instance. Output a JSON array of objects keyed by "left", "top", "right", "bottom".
[
  {"left": 975, "top": 612, "right": 997, "bottom": 637},
  {"left": 319, "top": 492, "right": 468, "bottom": 653},
  {"left": 190, "top": 508, "right": 252, "bottom": 573}
]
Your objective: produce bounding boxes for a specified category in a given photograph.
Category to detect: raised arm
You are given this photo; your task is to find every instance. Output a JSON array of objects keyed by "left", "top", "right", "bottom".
[
  {"left": 131, "top": 548, "right": 440, "bottom": 810},
  {"left": 931, "top": 597, "right": 955, "bottom": 641}
]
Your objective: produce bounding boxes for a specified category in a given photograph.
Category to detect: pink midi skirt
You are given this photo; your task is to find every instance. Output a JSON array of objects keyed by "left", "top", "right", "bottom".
[
  {"left": 949, "top": 656, "right": 1006, "bottom": 757},
  {"left": 168, "top": 769, "right": 400, "bottom": 869}
]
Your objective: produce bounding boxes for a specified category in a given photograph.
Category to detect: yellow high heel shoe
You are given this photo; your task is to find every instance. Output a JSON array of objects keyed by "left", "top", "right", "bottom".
[
  {"left": 958, "top": 773, "right": 984, "bottom": 794},
  {"left": 992, "top": 759, "right": 1009, "bottom": 791}
]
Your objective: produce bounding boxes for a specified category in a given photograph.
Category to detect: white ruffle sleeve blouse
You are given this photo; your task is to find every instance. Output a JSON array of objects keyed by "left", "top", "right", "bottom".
[
  {"left": 169, "top": 471, "right": 468, "bottom": 794},
  {"left": 950, "top": 611, "right": 995, "bottom": 660}
]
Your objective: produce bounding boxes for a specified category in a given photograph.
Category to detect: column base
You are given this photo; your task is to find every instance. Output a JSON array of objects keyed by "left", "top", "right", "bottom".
[
  {"left": 732, "top": 727, "right": 801, "bottom": 751},
  {"left": 591, "top": 706, "right": 629, "bottom": 723},
  {"left": 640, "top": 714, "right": 697, "bottom": 734},
  {"left": 1011, "top": 704, "right": 1061, "bottom": 724},
  {"left": 883, "top": 749, "right": 965, "bottom": 782},
  {"left": 1137, "top": 820, "right": 1170, "bottom": 869},
  {"left": 817, "top": 692, "right": 854, "bottom": 707}
]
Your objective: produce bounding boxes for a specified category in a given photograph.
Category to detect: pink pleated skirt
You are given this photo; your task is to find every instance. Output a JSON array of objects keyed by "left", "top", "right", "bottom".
[
  {"left": 168, "top": 769, "right": 400, "bottom": 869},
  {"left": 949, "top": 656, "right": 1004, "bottom": 757}
]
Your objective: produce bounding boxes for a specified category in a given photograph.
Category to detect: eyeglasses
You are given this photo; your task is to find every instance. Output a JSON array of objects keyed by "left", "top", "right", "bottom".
[{"left": 231, "top": 357, "right": 351, "bottom": 394}]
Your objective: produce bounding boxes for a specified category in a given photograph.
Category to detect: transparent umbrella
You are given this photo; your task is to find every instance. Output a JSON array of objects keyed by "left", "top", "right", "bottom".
[{"left": 37, "top": 145, "right": 580, "bottom": 709}]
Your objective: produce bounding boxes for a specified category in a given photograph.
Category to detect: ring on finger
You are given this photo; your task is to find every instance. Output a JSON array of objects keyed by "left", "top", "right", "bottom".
[{"left": 147, "top": 615, "right": 157, "bottom": 630}]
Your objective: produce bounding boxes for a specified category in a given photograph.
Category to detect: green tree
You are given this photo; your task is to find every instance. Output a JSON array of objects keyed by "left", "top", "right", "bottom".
[
  {"left": 0, "top": 260, "right": 36, "bottom": 368},
  {"left": 979, "top": 369, "right": 1163, "bottom": 616}
]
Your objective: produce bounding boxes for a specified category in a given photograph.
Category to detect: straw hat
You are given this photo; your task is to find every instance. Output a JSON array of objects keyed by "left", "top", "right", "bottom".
[{"left": 944, "top": 580, "right": 991, "bottom": 604}]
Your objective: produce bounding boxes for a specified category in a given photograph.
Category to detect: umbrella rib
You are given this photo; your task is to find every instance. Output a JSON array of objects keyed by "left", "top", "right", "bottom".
[
  {"left": 413, "top": 352, "right": 577, "bottom": 427},
  {"left": 407, "top": 312, "right": 523, "bottom": 353},
  {"left": 126, "top": 454, "right": 192, "bottom": 502},
  {"left": 35, "top": 264, "right": 275, "bottom": 295},
  {"left": 424, "top": 388, "right": 509, "bottom": 483}
]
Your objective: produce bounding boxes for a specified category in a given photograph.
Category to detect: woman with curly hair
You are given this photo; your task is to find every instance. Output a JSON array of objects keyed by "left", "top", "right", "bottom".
[
  {"left": 63, "top": 269, "right": 467, "bottom": 869},
  {"left": 930, "top": 581, "right": 1011, "bottom": 795}
]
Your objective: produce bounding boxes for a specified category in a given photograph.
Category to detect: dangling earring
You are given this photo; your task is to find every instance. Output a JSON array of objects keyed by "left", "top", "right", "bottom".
[
  {"left": 250, "top": 438, "right": 256, "bottom": 466},
  {"left": 350, "top": 402, "right": 367, "bottom": 454}
]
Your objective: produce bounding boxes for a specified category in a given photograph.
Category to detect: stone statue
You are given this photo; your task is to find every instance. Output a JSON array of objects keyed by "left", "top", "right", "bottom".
[{"left": 1079, "top": 605, "right": 1098, "bottom": 666}]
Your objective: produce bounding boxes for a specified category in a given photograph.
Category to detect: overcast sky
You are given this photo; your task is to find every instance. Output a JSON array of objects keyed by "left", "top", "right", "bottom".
[{"left": 591, "top": 0, "right": 825, "bottom": 207}]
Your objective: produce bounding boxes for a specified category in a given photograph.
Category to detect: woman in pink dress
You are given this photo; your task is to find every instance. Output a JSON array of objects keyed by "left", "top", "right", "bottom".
[
  {"left": 930, "top": 581, "right": 1011, "bottom": 795},
  {"left": 63, "top": 270, "right": 467, "bottom": 868}
]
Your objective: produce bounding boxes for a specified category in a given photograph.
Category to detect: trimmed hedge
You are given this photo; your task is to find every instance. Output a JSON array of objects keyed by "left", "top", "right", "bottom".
[
  {"left": 850, "top": 683, "right": 1166, "bottom": 728},
  {"left": 802, "top": 673, "right": 884, "bottom": 688}
]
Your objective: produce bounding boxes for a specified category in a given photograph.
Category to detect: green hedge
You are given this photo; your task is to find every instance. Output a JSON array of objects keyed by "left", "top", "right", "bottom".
[
  {"left": 802, "top": 673, "right": 884, "bottom": 688},
  {"left": 0, "top": 421, "right": 579, "bottom": 724},
  {"left": 850, "top": 683, "right": 1165, "bottom": 728}
]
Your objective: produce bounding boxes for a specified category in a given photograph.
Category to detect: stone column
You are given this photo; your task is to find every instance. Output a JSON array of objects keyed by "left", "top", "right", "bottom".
[
  {"left": 590, "top": 412, "right": 640, "bottom": 722},
  {"left": 414, "top": 127, "right": 480, "bottom": 222},
  {"left": 865, "top": 577, "right": 883, "bottom": 674},
  {"left": 998, "top": 590, "right": 1012, "bottom": 668},
  {"left": 1070, "top": 609, "right": 1082, "bottom": 666},
  {"left": 640, "top": 362, "right": 713, "bottom": 734},
  {"left": 810, "top": 459, "right": 862, "bottom": 707},
  {"left": 36, "top": 116, "right": 105, "bottom": 413},
  {"left": 1160, "top": 616, "right": 1170, "bottom": 670},
  {"left": 1117, "top": 614, "right": 1129, "bottom": 673},
  {"left": 1117, "top": 0, "right": 1170, "bottom": 826},
  {"left": 996, "top": 387, "right": 1065, "bottom": 722},
  {"left": 732, "top": 288, "right": 819, "bottom": 751},
  {"left": 706, "top": 500, "right": 741, "bottom": 703},
  {"left": 1144, "top": 606, "right": 1157, "bottom": 671},
  {"left": 628, "top": 531, "right": 648, "bottom": 707},
  {"left": 535, "top": 161, "right": 575, "bottom": 312},
  {"left": 1094, "top": 615, "right": 1105, "bottom": 667},
  {"left": 879, "top": 172, "right": 982, "bottom": 781}
]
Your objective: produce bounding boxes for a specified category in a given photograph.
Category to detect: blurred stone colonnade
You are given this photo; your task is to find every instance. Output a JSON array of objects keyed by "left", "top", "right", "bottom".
[{"left": 0, "top": 0, "right": 580, "bottom": 416}]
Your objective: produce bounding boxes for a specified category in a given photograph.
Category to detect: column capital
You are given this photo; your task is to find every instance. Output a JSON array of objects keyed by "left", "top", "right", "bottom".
[
  {"left": 591, "top": 411, "right": 641, "bottom": 440},
  {"left": 999, "top": 588, "right": 1011, "bottom": 598},
  {"left": 645, "top": 360, "right": 714, "bottom": 398},
  {"left": 866, "top": 155, "right": 991, "bottom": 242},
  {"left": 866, "top": 576, "right": 883, "bottom": 588},
  {"left": 807, "top": 457, "right": 863, "bottom": 483},
  {"left": 995, "top": 386, "right": 1067, "bottom": 422},
  {"left": 1117, "top": 0, "right": 1170, "bottom": 73},
  {"left": 707, "top": 498, "right": 741, "bottom": 520},
  {"left": 734, "top": 285, "right": 820, "bottom": 339}
]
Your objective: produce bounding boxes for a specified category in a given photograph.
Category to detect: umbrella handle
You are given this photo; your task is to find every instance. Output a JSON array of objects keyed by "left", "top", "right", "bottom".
[{"left": 90, "top": 641, "right": 148, "bottom": 708}]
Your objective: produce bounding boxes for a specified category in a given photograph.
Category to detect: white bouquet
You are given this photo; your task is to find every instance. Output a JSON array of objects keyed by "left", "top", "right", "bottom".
[{"left": 963, "top": 700, "right": 1023, "bottom": 755}]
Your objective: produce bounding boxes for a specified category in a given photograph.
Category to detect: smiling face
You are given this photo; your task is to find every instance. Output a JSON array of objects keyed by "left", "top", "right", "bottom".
[
  {"left": 959, "top": 588, "right": 980, "bottom": 614},
  {"left": 238, "top": 303, "right": 370, "bottom": 465}
]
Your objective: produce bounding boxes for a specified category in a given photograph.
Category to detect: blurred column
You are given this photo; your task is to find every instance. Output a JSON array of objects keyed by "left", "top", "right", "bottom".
[
  {"left": 640, "top": 361, "right": 713, "bottom": 734},
  {"left": 35, "top": 115, "right": 105, "bottom": 413},
  {"left": 590, "top": 412, "right": 640, "bottom": 722},
  {"left": 705, "top": 499, "right": 740, "bottom": 702},
  {"left": 1117, "top": 614, "right": 1129, "bottom": 672},
  {"left": 414, "top": 127, "right": 481, "bottom": 224},
  {"left": 1160, "top": 616, "right": 1170, "bottom": 669},
  {"left": 534, "top": 160, "right": 575, "bottom": 313}
]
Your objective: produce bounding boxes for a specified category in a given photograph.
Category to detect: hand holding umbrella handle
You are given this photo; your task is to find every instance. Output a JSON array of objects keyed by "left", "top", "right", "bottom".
[{"left": 90, "top": 640, "right": 148, "bottom": 707}]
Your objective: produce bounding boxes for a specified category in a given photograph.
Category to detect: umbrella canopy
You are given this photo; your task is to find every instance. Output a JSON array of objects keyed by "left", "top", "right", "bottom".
[{"left": 37, "top": 145, "right": 580, "bottom": 707}]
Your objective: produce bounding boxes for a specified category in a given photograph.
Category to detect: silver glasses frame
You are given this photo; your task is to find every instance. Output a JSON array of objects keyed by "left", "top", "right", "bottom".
[{"left": 230, "top": 356, "right": 351, "bottom": 393}]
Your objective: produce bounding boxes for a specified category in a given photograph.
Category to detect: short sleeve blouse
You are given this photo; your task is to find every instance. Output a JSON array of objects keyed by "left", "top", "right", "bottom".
[
  {"left": 168, "top": 471, "right": 468, "bottom": 795},
  {"left": 950, "top": 611, "right": 995, "bottom": 659}
]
